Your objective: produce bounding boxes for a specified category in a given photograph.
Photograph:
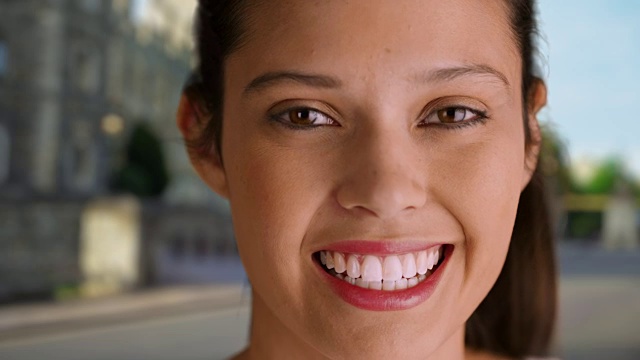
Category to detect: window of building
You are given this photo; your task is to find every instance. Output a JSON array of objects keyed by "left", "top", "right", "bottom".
[
  {"left": 0, "top": 39, "right": 8, "bottom": 77},
  {"left": 132, "top": 52, "right": 146, "bottom": 103},
  {"left": 194, "top": 233, "right": 210, "bottom": 259},
  {"left": 71, "top": 143, "right": 93, "bottom": 187},
  {"left": 170, "top": 234, "right": 186, "bottom": 260},
  {"left": 107, "top": 41, "right": 124, "bottom": 102},
  {"left": 66, "top": 120, "right": 97, "bottom": 192},
  {"left": 0, "top": 124, "right": 10, "bottom": 184},
  {"left": 74, "top": 45, "right": 101, "bottom": 94},
  {"left": 215, "top": 236, "right": 227, "bottom": 255}
]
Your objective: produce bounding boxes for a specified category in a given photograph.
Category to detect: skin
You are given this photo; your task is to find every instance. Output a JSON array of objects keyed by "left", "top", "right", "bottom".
[{"left": 178, "top": 0, "right": 547, "bottom": 359}]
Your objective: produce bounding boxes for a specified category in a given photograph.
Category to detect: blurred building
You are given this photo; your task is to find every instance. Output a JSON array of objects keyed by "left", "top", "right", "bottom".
[
  {"left": 0, "top": 0, "right": 200, "bottom": 198},
  {"left": 0, "top": 0, "right": 233, "bottom": 302}
]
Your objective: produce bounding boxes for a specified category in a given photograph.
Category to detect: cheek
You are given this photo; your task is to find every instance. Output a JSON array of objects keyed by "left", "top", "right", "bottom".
[
  {"left": 222, "top": 130, "right": 329, "bottom": 308},
  {"left": 431, "top": 121, "right": 525, "bottom": 313}
]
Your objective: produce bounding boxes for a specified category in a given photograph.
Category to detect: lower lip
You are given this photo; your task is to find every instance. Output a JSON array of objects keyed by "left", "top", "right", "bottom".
[{"left": 314, "top": 246, "right": 453, "bottom": 311}]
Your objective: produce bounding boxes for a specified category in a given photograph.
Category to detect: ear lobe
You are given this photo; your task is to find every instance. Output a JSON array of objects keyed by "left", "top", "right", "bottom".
[
  {"left": 177, "top": 94, "right": 197, "bottom": 140},
  {"left": 521, "top": 80, "right": 547, "bottom": 191},
  {"left": 176, "top": 94, "right": 230, "bottom": 199},
  {"left": 193, "top": 153, "right": 230, "bottom": 200},
  {"left": 521, "top": 119, "right": 540, "bottom": 190}
]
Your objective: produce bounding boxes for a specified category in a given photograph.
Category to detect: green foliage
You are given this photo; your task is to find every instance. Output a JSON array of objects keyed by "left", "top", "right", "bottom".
[
  {"left": 112, "top": 123, "right": 169, "bottom": 197},
  {"left": 54, "top": 284, "right": 80, "bottom": 301},
  {"left": 571, "top": 157, "right": 628, "bottom": 195},
  {"left": 566, "top": 212, "right": 602, "bottom": 239},
  {"left": 631, "top": 179, "right": 640, "bottom": 198}
]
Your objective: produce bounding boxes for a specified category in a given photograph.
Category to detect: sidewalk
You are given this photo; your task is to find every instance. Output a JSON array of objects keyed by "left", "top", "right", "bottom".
[{"left": 0, "top": 284, "right": 250, "bottom": 344}]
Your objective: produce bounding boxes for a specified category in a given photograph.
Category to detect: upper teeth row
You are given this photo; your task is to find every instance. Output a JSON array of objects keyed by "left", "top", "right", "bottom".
[{"left": 320, "top": 246, "right": 442, "bottom": 282}]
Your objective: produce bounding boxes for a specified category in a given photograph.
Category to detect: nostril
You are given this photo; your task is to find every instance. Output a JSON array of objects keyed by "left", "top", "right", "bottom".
[
  {"left": 336, "top": 195, "right": 422, "bottom": 220},
  {"left": 335, "top": 177, "right": 426, "bottom": 220}
]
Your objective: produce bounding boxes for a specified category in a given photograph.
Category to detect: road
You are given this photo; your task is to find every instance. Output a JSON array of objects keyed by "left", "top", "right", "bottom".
[
  {"left": 0, "top": 244, "right": 638, "bottom": 360},
  {"left": 0, "top": 306, "right": 251, "bottom": 360}
]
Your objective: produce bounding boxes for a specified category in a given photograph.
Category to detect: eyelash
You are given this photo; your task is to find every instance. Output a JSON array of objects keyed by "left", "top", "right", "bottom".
[
  {"left": 269, "top": 106, "right": 489, "bottom": 131},
  {"left": 421, "top": 107, "right": 490, "bottom": 131},
  {"left": 269, "top": 108, "right": 335, "bottom": 131}
]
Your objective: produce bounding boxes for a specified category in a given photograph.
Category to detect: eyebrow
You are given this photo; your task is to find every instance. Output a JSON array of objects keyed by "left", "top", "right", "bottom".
[
  {"left": 416, "top": 64, "right": 511, "bottom": 89},
  {"left": 242, "top": 63, "right": 510, "bottom": 97},
  {"left": 243, "top": 71, "right": 343, "bottom": 96}
]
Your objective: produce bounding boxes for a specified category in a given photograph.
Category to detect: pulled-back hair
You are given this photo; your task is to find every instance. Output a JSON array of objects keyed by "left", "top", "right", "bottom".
[{"left": 184, "top": 1, "right": 557, "bottom": 358}]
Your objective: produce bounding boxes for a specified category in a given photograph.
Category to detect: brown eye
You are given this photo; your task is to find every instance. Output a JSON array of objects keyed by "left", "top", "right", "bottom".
[
  {"left": 421, "top": 105, "right": 487, "bottom": 129},
  {"left": 436, "top": 107, "right": 475, "bottom": 123},
  {"left": 283, "top": 108, "right": 335, "bottom": 126},
  {"left": 290, "top": 109, "right": 318, "bottom": 125}
]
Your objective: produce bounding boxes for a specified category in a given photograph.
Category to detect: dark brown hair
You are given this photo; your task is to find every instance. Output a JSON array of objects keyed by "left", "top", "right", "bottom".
[{"left": 185, "top": 1, "right": 557, "bottom": 358}]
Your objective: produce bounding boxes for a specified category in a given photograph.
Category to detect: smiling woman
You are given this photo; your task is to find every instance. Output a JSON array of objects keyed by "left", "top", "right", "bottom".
[{"left": 177, "top": 1, "right": 557, "bottom": 359}]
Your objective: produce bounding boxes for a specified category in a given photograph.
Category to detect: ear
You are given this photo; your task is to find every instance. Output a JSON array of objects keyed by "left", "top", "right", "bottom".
[
  {"left": 177, "top": 94, "right": 230, "bottom": 199},
  {"left": 521, "top": 80, "right": 547, "bottom": 191}
]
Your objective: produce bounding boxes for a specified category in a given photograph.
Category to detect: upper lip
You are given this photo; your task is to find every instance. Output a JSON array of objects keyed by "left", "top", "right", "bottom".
[{"left": 313, "top": 239, "right": 449, "bottom": 256}]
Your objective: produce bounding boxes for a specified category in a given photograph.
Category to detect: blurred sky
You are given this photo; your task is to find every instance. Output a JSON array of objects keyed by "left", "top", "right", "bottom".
[{"left": 538, "top": 0, "right": 640, "bottom": 176}]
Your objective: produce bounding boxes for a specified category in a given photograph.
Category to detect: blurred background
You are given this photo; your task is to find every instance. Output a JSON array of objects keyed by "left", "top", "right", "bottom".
[{"left": 0, "top": 0, "right": 638, "bottom": 359}]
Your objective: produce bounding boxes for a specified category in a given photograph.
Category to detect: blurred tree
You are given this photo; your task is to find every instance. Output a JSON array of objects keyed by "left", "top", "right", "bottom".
[
  {"left": 565, "top": 156, "right": 640, "bottom": 239},
  {"left": 566, "top": 212, "right": 602, "bottom": 239},
  {"left": 573, "top": 157, "right": 625, "bottom": 195},
  {"left": 630, "top": 177, "right": 640, "bottom": 199},
  {"left": 538, "top": 123, "right": 571, "bottom": 237},
  {"left": 539, "top": 123, "right": 571, "bottom": 194},
  {"left": 112, "top": 123, "right": 169, "bottom": 197}
]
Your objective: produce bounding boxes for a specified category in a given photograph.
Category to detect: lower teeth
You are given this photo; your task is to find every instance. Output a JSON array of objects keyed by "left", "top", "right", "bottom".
[{"left": 329, "top": 269, "right": 433, "bottom": 291}]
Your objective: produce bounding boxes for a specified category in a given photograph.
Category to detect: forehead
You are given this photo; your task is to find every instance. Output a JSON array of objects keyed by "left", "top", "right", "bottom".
[{"left": 230, "top": 0, "right": 520, "bottom": 88}]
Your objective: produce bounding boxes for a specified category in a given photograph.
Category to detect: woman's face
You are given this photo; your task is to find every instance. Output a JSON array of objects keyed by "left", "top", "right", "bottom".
[{"left": 193, "top": 0, "right": 540, "bottom": 358}]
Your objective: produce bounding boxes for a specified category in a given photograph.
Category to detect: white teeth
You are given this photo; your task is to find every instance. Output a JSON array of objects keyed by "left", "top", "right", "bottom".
[
  {"left": 334, "top": 252, "right": 347, "bottom": 274},
  {"left": 355, "top": 278, "right": 368, "bottom": 288},
  {"left": 395, "top": 278, "right": 408, "bottom": 290},
  {"left": 329, "top": 270, "right": 426, "bottom": 290},
  {"left": 382, "top": 280, "right": 396, "bottom": 291},
  {"left": 401, "top": 254, "right": 417, "bottom": 279},
  {"left": 361, "top": 255, "right": 383, "bottom": 282},
  {"left": 326, "top": 252, "right": 335, "bottom": 270},
  {"left": 427, "top": 251, "right": 435, "bottom": 271},
  {"left": 346, "top": 255, "right": 361, "bottom": 279},
  {"left": 368, "top": 281, "right": 382, "bottom": 290},
  {"left": 382, "top": 255, "right": 403, "bottom": 281},
  {"left": 416, "top": 251, "right": 429, "bottom": 275},
  {"left": 320, "top": 246, "right": 445, "bottom": 291},
  {"left": 429, "top": 248, "right": 441, "bottom": 270}
]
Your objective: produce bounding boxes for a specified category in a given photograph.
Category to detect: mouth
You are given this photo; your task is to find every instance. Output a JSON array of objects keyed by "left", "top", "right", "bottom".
[
  {"left": 314, "top": 245, "right": 447, "bottom": 290},
  {"left": 312, "top": 244, "right": 452, "bottom": 311}
]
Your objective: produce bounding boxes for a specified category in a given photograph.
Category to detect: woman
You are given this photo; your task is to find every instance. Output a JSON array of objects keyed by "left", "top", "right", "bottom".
[{"left": 178, "top": 0, "right": 557, "bottom": 359}]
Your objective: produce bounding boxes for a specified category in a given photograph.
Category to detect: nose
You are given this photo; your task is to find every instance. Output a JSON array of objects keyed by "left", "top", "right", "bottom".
[{"left": 335, "top": 126, "right": 427, "bottom": 219}]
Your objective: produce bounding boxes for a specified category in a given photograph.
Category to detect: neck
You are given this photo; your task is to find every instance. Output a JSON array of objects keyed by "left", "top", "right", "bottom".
[
  {"left": 241, "top": 293, "right": 326, "bottom": 359},
  {"left": 235, "top": 293, "right": 470, "bottom": 360}
]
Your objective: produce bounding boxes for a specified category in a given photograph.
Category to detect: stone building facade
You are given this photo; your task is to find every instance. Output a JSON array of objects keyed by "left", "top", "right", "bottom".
[
  {"left": 0, "top": 0, "right": 203, "bottom": 198},
  {"left": 0, "top": 0, "right": 233, "bottom": 301}
]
